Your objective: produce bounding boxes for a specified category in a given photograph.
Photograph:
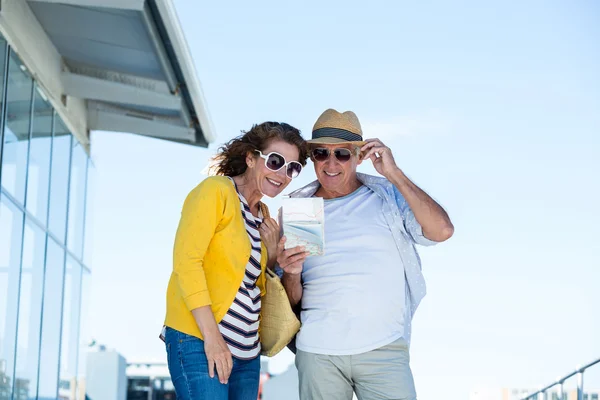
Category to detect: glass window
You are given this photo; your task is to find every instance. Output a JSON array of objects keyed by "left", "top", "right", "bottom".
[
  {"left": 83, "top": 161, "right": 95, "bottom": 269},
  {"left": 48, "top": 116, "right": 71, "bottom": 243},
  {"left": 14, "top": 218, "right": 46, "bottom": 400},
  {"left": 67, "top": 141, "right": 87, "bottom": 258},
  {"left": 59, "top": 257, "right": 82, "bottom": 399},
  {"left": 76, "top": 268, "right": 90, "bottom": 400},
  {"left": 0, "top": 195, "right": 25, "bottom": 400},
  {"left": 0, "top": 34, "right": 6, "bottom": 140},
  {"left": 25, "top": 87, "right": 53, "bottom": 226},
  {"left": 1, "top": 50, "right": 33, "bottom": 205},
  {"left": 38, "top": 238, "right": 65, "bottom": 399}
]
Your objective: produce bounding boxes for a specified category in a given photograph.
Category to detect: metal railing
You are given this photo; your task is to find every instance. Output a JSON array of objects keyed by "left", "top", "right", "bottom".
[{"left": 521, "top": 357, "right": 600, "bottom": 400}]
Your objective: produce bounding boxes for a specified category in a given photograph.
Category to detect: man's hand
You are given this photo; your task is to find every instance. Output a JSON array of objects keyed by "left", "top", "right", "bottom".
[
  {"left": 277, "top": 236, "right": 307, "bottom": 307},
  {"left": 276, "top": 236, "right": 309, "bottom": 275},
  {"left": 203, "top": 331, "right": 233, "bottom": 384},
  {"left": 259, "top": 217, "right": 280, "bottom": 267},
  {"left": 361, "top": 138, "right": 400, "bottom": 178},
  {"left": 362, "top": 138, "right": 454, "bottom": 242}
]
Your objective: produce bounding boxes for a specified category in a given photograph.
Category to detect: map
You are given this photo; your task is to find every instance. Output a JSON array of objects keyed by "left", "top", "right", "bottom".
[{"left": 279, "top": 197, "right": 325, "bottom": 256}]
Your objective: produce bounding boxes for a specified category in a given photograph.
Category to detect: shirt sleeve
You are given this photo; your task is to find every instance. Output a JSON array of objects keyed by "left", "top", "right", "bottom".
[
  {"left": 172, "top": 178, "right": 225, "bottom": 310},
  {"left": 393, "top": 186, "right": 438, "bottom": 247}
]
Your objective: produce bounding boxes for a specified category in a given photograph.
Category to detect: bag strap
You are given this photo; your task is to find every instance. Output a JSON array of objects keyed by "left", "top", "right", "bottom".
[
  {"left": 259, "top": 202, "right": 270, "bottom": 219},
  {"left": 265, "top": 266, "right": 277, "bottom": 279},
  {"left": 259, "top": 202, "right": 278, "bottom": 277}
]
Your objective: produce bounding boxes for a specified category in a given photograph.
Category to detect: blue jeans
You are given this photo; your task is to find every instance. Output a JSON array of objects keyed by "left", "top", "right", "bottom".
[{"left": 164, "top": 327, "right": 260, "bottom": 400}]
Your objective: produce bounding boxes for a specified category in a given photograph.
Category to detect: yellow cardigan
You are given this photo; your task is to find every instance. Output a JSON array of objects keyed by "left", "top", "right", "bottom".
[{"left": 164, "top": 176, "right": 268, "bottom": 339}]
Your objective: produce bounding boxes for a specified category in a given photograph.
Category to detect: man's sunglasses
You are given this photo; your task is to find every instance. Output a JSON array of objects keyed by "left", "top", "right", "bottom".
[
  {"left": 255, "top": 150, "right": 303, "bottom": 179},
  {"left": 311, "top": 147, "right": 354, "bottom": 163}
]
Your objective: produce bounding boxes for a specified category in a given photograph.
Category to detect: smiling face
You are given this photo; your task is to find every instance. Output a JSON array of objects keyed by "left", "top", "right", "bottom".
[
  {"left": 312, "top": 143, "right": 362, "bottom": 198},
  {"left": 247, "top": 139, "right": 301, "bottom": 198}
]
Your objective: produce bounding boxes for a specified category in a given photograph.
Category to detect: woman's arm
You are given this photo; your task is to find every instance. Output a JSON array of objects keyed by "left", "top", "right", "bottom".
[
  {"left": 259, "top": 217, "right": 281, "bottom": 269},
  {"left": 191, "top": 306, "right": 232, "bottom": 384},
  {"left": 173, "top": 178, "right": 232, "bottom": 383},
  {"left": 173, "top": 179, "right": 225, "bottom": 310}
]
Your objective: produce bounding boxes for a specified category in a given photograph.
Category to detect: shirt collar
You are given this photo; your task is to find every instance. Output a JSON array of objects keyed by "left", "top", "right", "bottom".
[{"left": 288, "top": 173, "right": 389, "bottom": 198}]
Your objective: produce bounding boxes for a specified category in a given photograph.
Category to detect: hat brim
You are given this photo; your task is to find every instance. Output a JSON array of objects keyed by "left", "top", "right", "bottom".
[{"left": 306, "top": 137, "right": 366, "bottom": 146}]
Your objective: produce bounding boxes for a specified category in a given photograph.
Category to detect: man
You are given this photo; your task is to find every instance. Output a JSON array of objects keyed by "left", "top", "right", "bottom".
[{"left": 277, "top": 109, "right": 454, "bottom": 400}]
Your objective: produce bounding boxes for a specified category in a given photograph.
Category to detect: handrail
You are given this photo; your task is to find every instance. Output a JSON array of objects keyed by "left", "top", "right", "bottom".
[{"left": 521, "top": 357, "right": 600, "bottom": 400}]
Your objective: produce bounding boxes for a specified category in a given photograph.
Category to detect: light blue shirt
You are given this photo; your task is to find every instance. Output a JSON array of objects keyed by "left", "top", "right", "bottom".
[{"left": 288, "top": 173, "right": 437, "bottom": 354}]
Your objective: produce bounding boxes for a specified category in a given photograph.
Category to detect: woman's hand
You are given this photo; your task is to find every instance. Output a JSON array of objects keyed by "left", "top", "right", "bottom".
[
  {"left": 259, "top": 218, "right": 280, "bottom": 268},
  {"left": 203, "top": 331, "right": 233, "bottom": 384},
  {"left": 191, "top": 306, "right": 232, "bottom": 384}
]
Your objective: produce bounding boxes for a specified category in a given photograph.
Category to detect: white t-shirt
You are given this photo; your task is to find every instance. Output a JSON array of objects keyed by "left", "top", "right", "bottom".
[{"left": 296, "top": 185, "right": 408, "bottom": 355}]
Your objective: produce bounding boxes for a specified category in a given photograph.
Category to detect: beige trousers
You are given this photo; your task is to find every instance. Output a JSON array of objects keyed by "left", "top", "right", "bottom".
[{"left": 296, "top": 336, "right": 417, "bottom": 400}]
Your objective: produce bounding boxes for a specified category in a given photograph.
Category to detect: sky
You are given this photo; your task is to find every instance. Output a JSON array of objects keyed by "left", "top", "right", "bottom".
[{"left": 84, "top": 1, "right": 600, "bottom": 399}]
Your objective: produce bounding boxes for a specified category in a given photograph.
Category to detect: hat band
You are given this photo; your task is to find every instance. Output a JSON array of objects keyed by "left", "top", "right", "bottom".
[{"left": 312, "top": 127, "right": 363, "bottom": 142}]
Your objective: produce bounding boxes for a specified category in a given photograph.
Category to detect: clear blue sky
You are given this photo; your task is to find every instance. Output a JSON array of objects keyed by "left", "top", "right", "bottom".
[{"left": 84, "top": 1, "right": 600, "bottom": 398}]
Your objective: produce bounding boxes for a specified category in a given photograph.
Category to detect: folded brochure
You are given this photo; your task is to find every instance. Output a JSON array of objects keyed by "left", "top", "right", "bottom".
[{"left": 278, "top": 197, "right": 325, "bottom": 256}]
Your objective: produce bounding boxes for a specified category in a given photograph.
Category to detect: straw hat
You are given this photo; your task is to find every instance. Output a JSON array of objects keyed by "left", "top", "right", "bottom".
[{"left": 308, "top": 108, "right": 366, "bottom": 146}]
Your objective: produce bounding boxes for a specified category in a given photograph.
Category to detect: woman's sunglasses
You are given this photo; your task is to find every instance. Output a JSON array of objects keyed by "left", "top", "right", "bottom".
[
  {"left": 255, "top": 150, "right": 303, "bottom": 179},
  {"left": 311, "top": 147, "right": 354, "bottom": 163}
]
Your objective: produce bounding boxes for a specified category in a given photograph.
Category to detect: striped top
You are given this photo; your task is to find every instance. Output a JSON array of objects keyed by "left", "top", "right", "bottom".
[{"left": 218, "top": 178, "right": 263, "bottom": 359}]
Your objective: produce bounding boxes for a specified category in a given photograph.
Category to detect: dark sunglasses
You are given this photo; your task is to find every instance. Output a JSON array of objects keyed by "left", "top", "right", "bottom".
[
  {"left": 255, "top": 150, "right": 303, "bottom": 179},
  {"left": 311, "top": 147, "right": 354, "bottom": 163}
]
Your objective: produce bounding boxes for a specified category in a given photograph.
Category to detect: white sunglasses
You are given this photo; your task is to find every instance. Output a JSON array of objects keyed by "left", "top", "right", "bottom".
[{"left": 254, "top": 150, "right": 303, "bottom": 179}]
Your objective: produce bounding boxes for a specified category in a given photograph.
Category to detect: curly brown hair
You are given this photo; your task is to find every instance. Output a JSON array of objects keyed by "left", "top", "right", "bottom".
[{"left": 212, "top": 122, "right": 308, "bottom": 177}]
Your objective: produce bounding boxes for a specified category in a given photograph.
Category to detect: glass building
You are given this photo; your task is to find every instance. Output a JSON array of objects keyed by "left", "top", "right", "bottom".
[
  {"left": 0, "top": 35, "right": 91, "bottom": 400},
  {"left": 0, "top": 1, "right": 213, "bottom": 399}
]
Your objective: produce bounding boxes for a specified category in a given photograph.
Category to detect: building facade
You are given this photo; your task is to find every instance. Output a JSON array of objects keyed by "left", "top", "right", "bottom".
[
  {"left": 0, "top": 1, "right": 213, "bottom": 399},
  {"left": 0, "top": 33, "right": 91, "bottom": 400}
]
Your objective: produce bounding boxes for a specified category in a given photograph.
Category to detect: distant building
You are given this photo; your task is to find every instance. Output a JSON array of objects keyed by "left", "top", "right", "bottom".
[
  {"left": 126, "top": 362, "right": 174, "bottom": 400},
  {"left": 470, "top": 387, "right": 600, "bottom": 400},
  {"left": 85, "top": 349, "right": 127, "bottom": 400}
]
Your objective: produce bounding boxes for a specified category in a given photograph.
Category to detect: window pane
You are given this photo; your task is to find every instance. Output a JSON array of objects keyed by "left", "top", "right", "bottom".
[
  {"left": 0, "top": 35, "right": 6, "bottom": 134},
  {"left": 67, "top": 141, "right": 87, "bottom": 258},
  {"left": 38, "top": 238, "right": 65, "bottom": 399},
  {"left": 59, "top": 257, "right": 82, "bottom": 400},
  {"left": 1, "top": 50, "right": 33, "bottom": 205},
  {"left": 14, "top": 218, "right": 46, "bottom": 400},
  {"left": 0, "top": 194, "right": 25, "bottom": 400},
  {"left": 83, "top": 161, "right": 95, "bottom": 269},
  {"left": 48, "top": 117, "right": 71, "bottom": 243},
  {"left": 25, "top": 87, "right": 53, "bottom": 226},
  {"left": 76, "top": 268, "right": 90, "bottom": 400}
]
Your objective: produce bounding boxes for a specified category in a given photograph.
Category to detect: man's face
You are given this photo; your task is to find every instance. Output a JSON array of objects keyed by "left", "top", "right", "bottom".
[{"left": 311, "top": 143, "right": 362, "bottom": 197}]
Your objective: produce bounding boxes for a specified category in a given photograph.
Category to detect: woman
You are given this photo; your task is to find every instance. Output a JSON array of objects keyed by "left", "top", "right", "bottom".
[{"left": 162, "top": 122, "right": 308, "bottom": 400}]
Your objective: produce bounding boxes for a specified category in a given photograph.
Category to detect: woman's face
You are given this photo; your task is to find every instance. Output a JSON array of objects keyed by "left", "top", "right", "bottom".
[{"left": 247, "top": 139, "right": 302, "bottom": 198}]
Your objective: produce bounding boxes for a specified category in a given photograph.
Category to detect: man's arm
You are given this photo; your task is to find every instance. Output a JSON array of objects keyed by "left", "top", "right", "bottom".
[
  {"left": 387, "top": 169, "right": 454, "bottom": 242},
  {"left": 282, "top": 272, "right": 303, "bottom": 308},
  {"left": 361, "top": 138, "right": 454, "bottom": 243}
]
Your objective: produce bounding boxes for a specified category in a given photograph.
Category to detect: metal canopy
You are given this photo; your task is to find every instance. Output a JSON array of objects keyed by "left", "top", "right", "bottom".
[{"left": 27, "top": 0, "right": 214, "bottom": 147}]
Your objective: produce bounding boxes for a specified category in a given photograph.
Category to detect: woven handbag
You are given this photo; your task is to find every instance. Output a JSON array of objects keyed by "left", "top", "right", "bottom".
[{"left": 259, "top": 202, "right": 301, "bottom": 357}]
